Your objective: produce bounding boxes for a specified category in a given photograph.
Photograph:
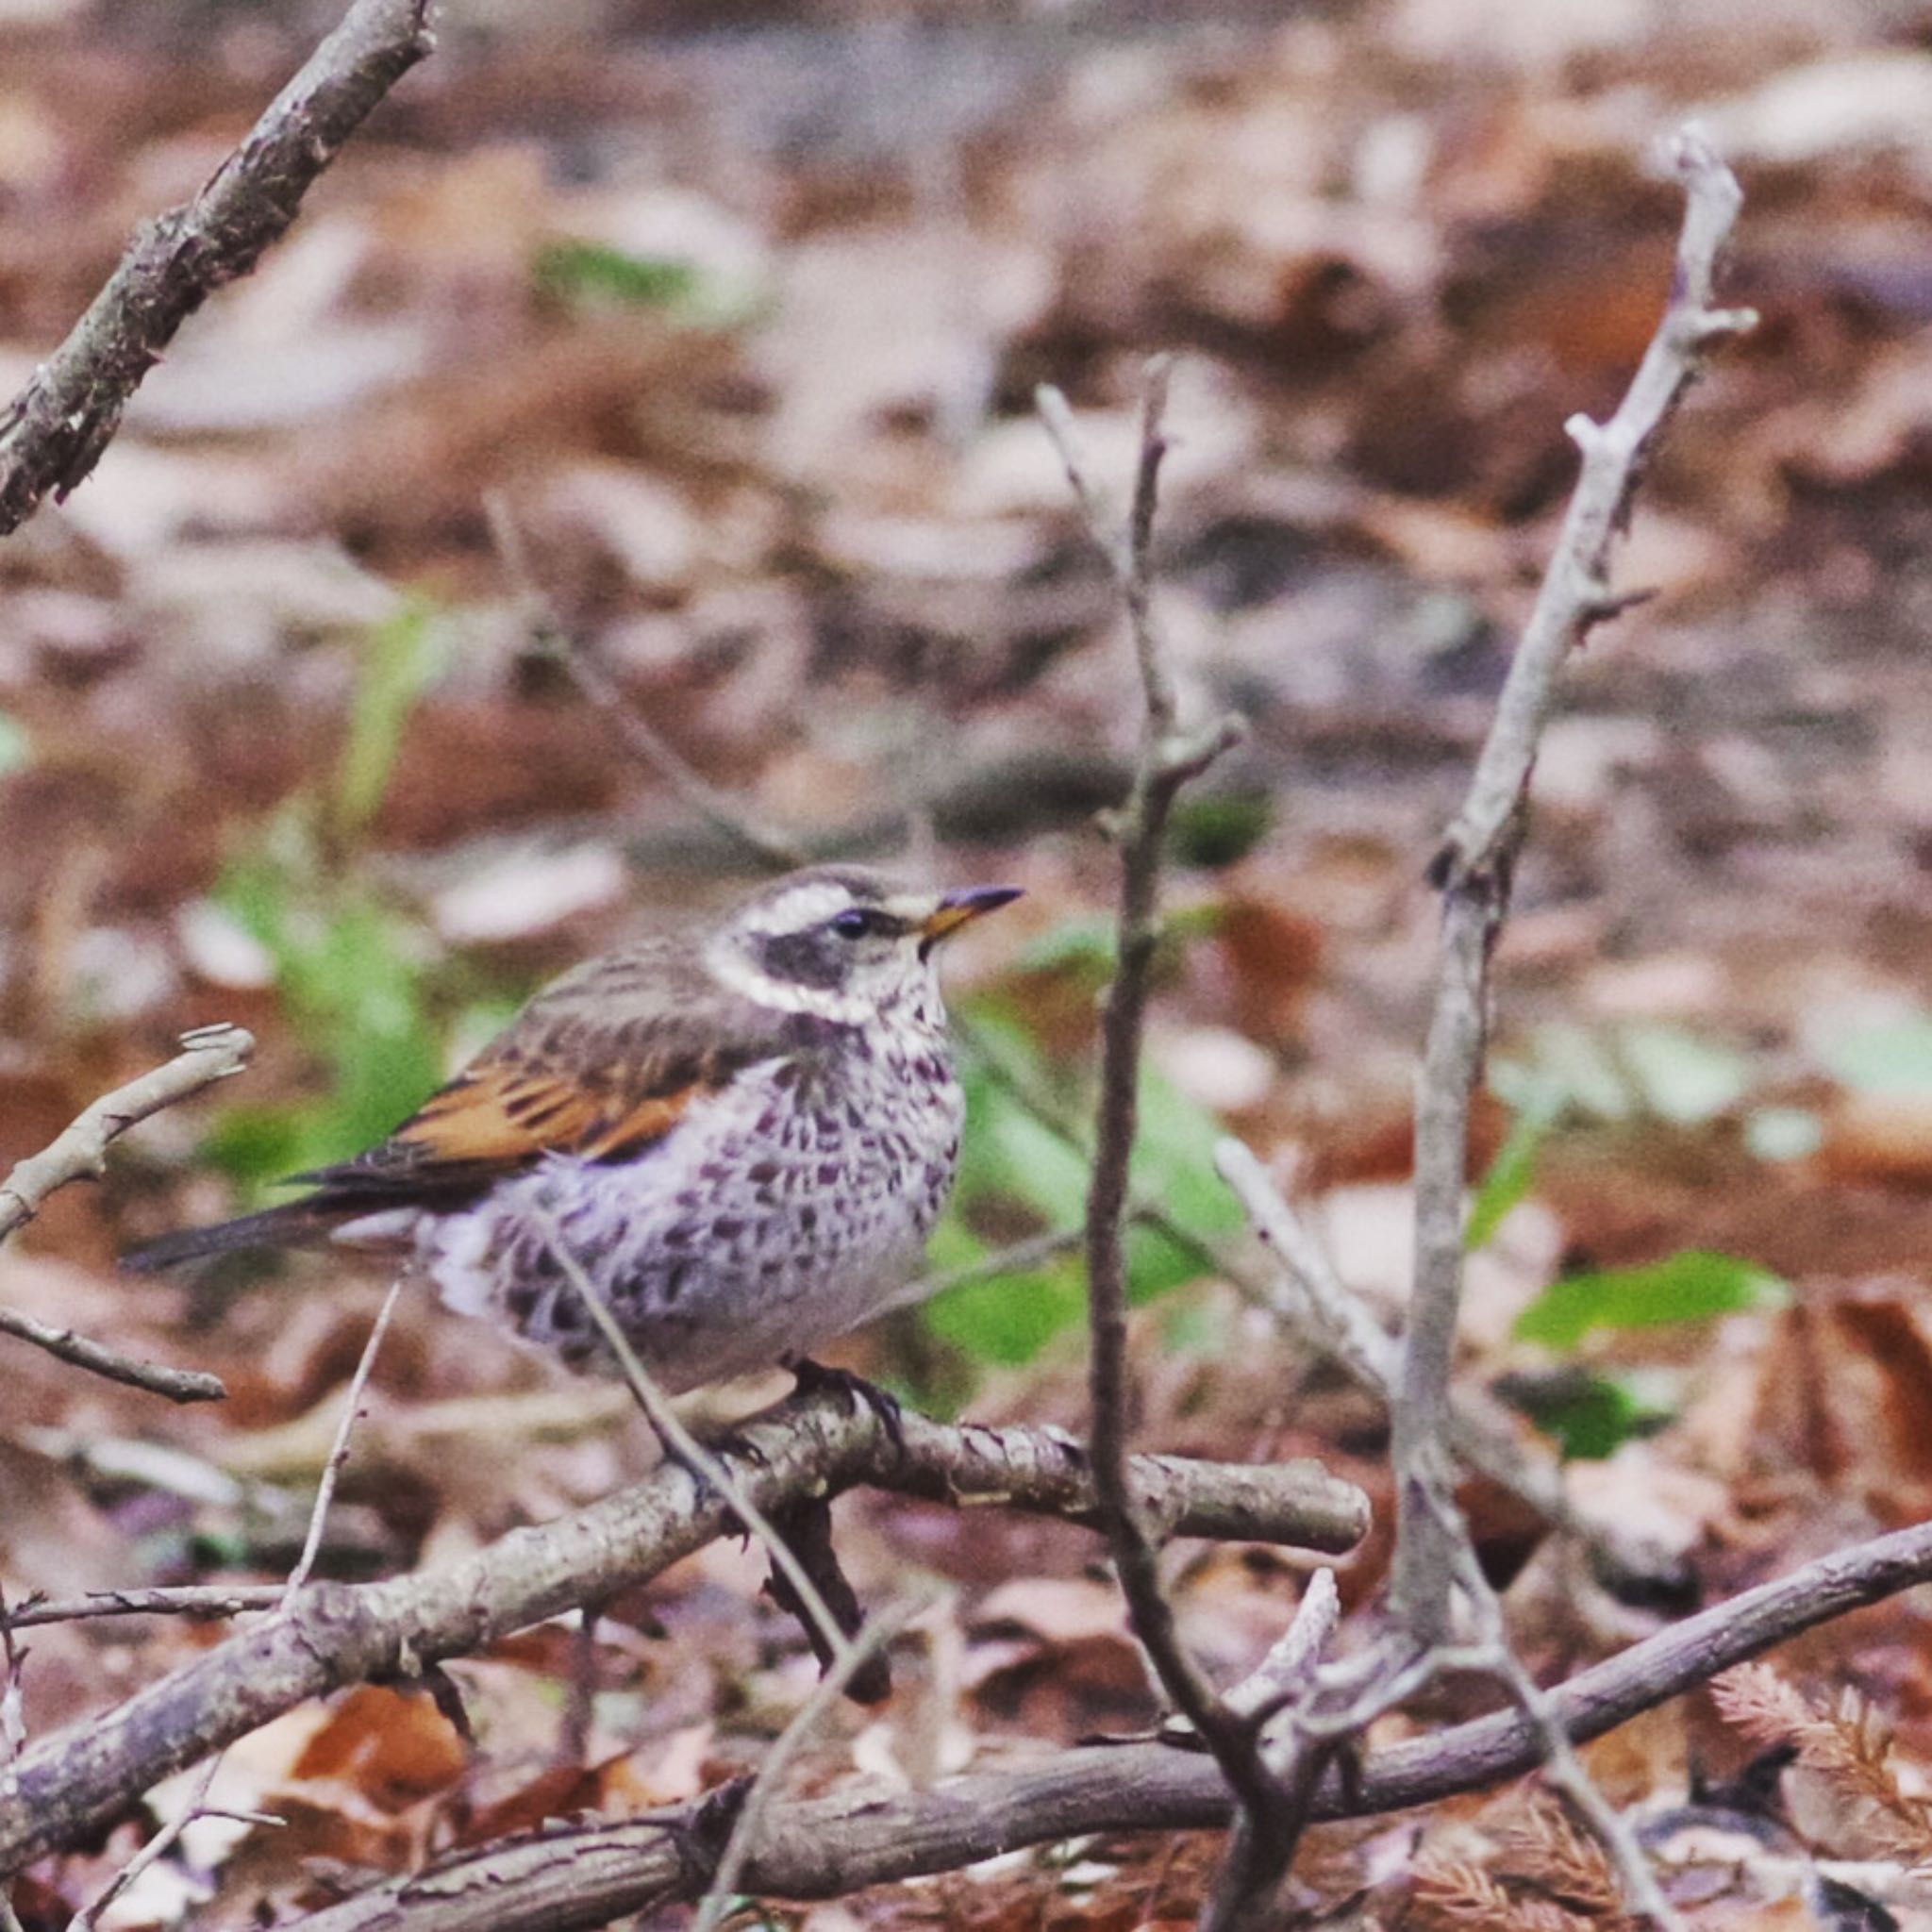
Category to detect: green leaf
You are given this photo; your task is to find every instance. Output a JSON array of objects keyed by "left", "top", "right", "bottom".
[
  {"left": 1013, "top": 916, "right": 1118, "bottom": 977},
  {"left": 1515, "top": 1250, "right": 1788, "bottom": 1351},
  {"left": 1125, "top": 1069, "right": 1244, "bottom": 1300},
  {"left": 1824, "top": 1012, "right": 1932, "bottom": 1097},
  {"left": 1169, "top": 792, "right": 1272, "bottom": 869},
  {"left": 923, "top": 1245, "right": 1087, "bottom": 1366},
  {"left": 1504, "top": 1371, "right": 1674, "bottom": 1460},
  {"left": 204, "top": 1104, "right": 310, "bottom": 1186},
  {"left": 535, "top": 241, "right": 701, "bottom": 310},
  {"left": 1467, "top": 1083, "right": 1560, "bottom": 1252},
  {"left": 1614, "top": 1023, "right": 1752, "bottom": 1126},
  {"left": 957, "top": 1078, "right": 1091, "bottom": 1231},
  {"left": 336, "top": 605, "right": 446, "bottom": 840}
]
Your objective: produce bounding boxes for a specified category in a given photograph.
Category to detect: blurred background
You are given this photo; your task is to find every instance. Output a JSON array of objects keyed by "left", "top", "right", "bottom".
[{"left": 5, "top": 0, "right": 1932, "bottom": 1922}]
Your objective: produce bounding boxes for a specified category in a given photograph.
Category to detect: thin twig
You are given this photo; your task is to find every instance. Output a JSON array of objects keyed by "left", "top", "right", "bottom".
[
  {"left": 527, "top": 1207, "right": 854, "bottom": 1676},
  {"left": 281, "top": 1277, "right": 405, "bottom": 1606},
  {"left": 1430, "top": 125, "right": 1757, "bottom": 889},
  {"left": 1040, "top": 364, "right": 1273, "bottom": 1838},
  {"left": 0, "top": 1586, "right": 285, "bottom": 1633},
  {"left": 1451, "top": 1535, "right": 1680, "bottom": 1929},
  {"left": 0, "top": 1307, "right": 225, "bottom": 1406},
  {"left": 0, "top": 1024, "right": 252, "bottom": 1403},
  {"left": 973, "top": 1007, "right": 1579, "bottom": 1538},
  {"left": 692, "top": 1599, "right": 922, "bottom": 1932},
  {"left": 1212, "top": 1138, "right": 1574, "bottom": 1530},
  {"left": 1225, "top": 1568, "right": 1340, "bottom": 1733},
  {"left": 483, "top": 492, "right": 806, "bottom": 874},
  {"left": 69, "top": 1276, "right": 400, "bottom": 1930},
  {"left": 1387, "top": 125, "right": 1751, "bottom": 1651},
  {"left": 0, "top": 0, "right": 437, "bottom": 535},
  {"left": 1391, "top": 838, "right": 1517, "bottom": 1643}
]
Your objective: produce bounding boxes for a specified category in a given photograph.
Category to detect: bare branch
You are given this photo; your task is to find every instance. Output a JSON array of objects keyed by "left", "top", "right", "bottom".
[
  {"left": 0, "top": 0, "right": 437, "bottom": 535},
  {"left": 1, "top": 1587, "right": 284, "bottom": 1634},
  {"left": 1365, "top": 127, "right": 1752, "bottom": 1925},
  {"left": 0, "top": 1383, "right": 1364, "bottom": 1874},
  {"left": 1430, "top": 126, "right": 1757, "bottom": 889},
  {"left": 1040, "top": 365, "right": 1269, "bottom": 1837},
  {"left": 0, "top": 1307, "right": 225, "bottom": 1407},
  {"left": 0, "top": 1024, "right": 252, "bottom": 1403},
  {"left": 0, "top": 1024, "right": 255, "bottom": 1242},
  {"left": 1391, "top": 866, "right": 1516, "bottom": 1644},
  {"left": 1451, "top": 1539, "right": 1679, "bottom": 1929},
  {"left": 284, "top": 1511, "right": 1932, "bottom": 1932}
]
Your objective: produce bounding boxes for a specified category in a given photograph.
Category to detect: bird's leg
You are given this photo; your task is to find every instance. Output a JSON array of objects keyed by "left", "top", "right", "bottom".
[
  {"left": 762, "top": 1491, "right": 893, "bottom": 1706},
  {"left": 786, "top": 1356, "right": 907, "bottom": 1461}
]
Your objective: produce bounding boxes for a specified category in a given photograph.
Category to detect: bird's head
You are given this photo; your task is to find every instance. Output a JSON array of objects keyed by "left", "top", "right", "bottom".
[{"left": 704, "top": 866, "right": 1022, "bottom": 1024}]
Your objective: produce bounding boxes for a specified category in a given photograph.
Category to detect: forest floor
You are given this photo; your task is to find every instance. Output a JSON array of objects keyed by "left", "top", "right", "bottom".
[{"left": 4, "top": 0, "right": 1932, "bottom": 1924}]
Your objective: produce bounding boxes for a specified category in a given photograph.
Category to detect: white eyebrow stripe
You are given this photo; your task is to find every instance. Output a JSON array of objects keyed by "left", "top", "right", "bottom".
[{"left": 737, "top": 882, "right": 855, "bottom": 936}]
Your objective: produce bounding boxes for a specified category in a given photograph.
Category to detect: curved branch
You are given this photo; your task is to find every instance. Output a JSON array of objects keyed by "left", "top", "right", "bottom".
[{"left": 0, "top": 1386, "right": 1365, "bottom": 1873}]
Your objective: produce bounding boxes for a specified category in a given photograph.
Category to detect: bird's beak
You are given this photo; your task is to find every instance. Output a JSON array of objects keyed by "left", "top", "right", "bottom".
[{"left": 917, "top": 885, "right": 1024, "bottom": 953}]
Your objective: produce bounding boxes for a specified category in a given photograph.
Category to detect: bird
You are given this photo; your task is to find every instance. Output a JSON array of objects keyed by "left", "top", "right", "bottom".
[{"left": 126, "top": 866, "right": 1022, "bottom": 1393}]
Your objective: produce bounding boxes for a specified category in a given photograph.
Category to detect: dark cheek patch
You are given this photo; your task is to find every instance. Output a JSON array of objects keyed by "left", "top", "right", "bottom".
[{"left": 759, "top": 930, "right": 846, "bottom": 991}]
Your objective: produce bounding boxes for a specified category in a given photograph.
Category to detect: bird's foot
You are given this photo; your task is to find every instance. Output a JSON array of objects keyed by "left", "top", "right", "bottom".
[{"left": 787, "top": 1357, "right": 907, "bottom": 1460}]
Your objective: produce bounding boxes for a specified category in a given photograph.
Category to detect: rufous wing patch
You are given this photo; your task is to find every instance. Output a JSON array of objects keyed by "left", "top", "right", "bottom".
[{"left": 392, "top": 1062, "right": 701, "bottom": 1168}]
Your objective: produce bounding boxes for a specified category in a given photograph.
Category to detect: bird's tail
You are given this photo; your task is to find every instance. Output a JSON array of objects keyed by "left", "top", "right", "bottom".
[{"left": 122, "top": 1202, "right": 342, "bottom": 1274}]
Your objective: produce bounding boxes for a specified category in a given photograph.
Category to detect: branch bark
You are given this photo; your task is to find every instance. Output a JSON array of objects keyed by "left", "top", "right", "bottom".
[
  {"left": 0, "top": 0, "right": 437, "bottom": 536},
  {"left": 285, "top": 1511, "right": 1932, "bottom": 1932},
  {"left": 0, "top": 1384, "right": 1365, "bottom": 1874}
]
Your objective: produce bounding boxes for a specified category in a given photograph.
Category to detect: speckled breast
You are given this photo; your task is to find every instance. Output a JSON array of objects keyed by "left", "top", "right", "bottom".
[{"left": 420, "top": 1021, "right": 965, "bottom": 1391}]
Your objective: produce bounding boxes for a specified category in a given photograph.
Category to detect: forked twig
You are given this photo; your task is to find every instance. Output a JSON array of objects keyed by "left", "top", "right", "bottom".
[{"left": 1212, "top": 127, "right": 1754, "bottom": 1929}]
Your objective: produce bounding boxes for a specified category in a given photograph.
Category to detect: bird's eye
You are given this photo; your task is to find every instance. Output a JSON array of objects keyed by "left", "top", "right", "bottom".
[{"left": 830, "top": 908, "right": 877, "bottom": 940}]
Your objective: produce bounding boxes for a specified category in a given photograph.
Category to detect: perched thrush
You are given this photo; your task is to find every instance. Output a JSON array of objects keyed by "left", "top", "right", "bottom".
[{"left": 127, "top": 866, "right": 1021, "bottom": 1391}]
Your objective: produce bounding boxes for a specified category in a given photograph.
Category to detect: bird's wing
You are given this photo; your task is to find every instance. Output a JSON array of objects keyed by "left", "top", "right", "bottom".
[{"left": 290, "top": 942, "right": 797, "bottom": 1207}]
